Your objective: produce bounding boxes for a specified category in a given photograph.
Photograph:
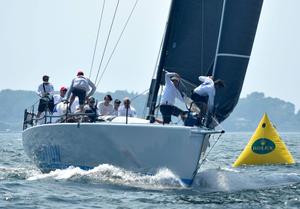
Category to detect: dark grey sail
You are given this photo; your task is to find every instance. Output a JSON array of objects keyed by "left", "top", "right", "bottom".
[{"left": 148, "top": 0, "right": 263, "bottom": 124}]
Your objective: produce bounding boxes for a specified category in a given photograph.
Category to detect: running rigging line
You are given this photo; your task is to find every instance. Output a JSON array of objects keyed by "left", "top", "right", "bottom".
[
  {"left": 96, "top": 0, "right": 139, "bottom": 88},
  {"left": 89, "top": 0, "right": 106, "bottom": 79},
  {"left": 180, "top": 77, "right": 197, "bottom": 88},
  {"left": 131, "top": 88, "right": 149, "bottom": 102},
  {"left": 94, "top": 0, "right": 120, "bottom": 85}
]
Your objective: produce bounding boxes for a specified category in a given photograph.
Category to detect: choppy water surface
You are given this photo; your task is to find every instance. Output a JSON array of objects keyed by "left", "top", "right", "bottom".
[{"left": 1, "top": 132, "right": 299, "bottom": 208}]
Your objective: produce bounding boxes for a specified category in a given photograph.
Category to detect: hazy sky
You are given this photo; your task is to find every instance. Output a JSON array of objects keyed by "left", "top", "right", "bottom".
[{"left": 1, "top": 0, "right": 300, "bottom": 110}]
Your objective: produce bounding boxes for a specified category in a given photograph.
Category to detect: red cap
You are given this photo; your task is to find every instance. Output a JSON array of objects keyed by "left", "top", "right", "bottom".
[
  {"left": 60, "top": 86, "right": 67, "bottom": 91},
  {"left": 77, "top": 70, "right": 84, "bottom": 76}
]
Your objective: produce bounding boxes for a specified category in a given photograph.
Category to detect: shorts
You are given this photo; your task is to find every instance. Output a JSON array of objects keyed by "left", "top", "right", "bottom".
[
  {"left": 38, "top": 96, "right": 54, "bottom": 113},
  {"left": 191, "top": 93, "right": 208, "bottom": 104},
  {"left": 72, "top": 88, "right": 87, "bottom": 105},
  {"left": 160, "top": 104, "right": 184, "bottom": 124}
]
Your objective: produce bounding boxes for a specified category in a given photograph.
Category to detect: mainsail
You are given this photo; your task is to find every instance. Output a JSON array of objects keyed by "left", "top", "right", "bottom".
[{"left": 148, "top": 0, "right": 263, "bottom": 123}]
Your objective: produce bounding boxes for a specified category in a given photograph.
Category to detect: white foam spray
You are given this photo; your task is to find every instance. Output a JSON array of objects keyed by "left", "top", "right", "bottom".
[{"left": 27, "top": 164, "right": 185, "bottom": 189}]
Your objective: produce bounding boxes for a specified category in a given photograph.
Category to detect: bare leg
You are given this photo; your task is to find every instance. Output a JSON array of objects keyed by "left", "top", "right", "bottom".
[
  {"left": 198, "top": 102, "right": 208, "bottom": 126},
  {"left": 79, "top": 104, "right": 84, "bottom": 112},
  {"left": 202, "top": 103, "right": 209, "bottom": 126},
  {"left": 36, "top": 111, "right": 42, "bottom": 119},
  {"left": 199, "top": 103, "right": 205, "bottom": 119}
]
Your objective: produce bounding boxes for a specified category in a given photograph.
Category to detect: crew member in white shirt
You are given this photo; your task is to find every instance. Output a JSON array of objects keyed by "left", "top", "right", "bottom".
[
  {"left": 37, "top": 75, "right": 55, "bottom": 119},
  {"left": 159, "top": 71, "right": 186, "bottom": 124},
  {"left": 112, "top": 99, "right": 121, "bottom": 116},
  {"left": 66, "top": 70, "right": 96, "bottom": 112},
  {"left": 97, "top": 94, "right": 114, "bottom": 115},
  {"left": 54, "top": 97, "right": 79, "bottom": 120},
  {"left": 118, "top": 97, "right": 136, "bottom": 117},
  {"left": 192, "top": 76, "right": 225, "bottom": 114},
  {"left": 84, "top": 96, "right": 99, "bottom": 122},
  {"left": 52, "top": 86, "right": 68, "bottom": 120},
  {"left": 192, "top": 76, "right": 224, "bottom": 126},
  {"left": 53, "top": 86, "right": 68, "bottom": 107}
]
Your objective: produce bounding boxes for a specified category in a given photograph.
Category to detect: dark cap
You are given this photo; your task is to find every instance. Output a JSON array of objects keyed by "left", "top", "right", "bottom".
[
  {"left": 42, "top": 75, "right": 49, "bottom": 82},
  {"left": 77, "top": 70, "right": 84, "bottom": 76},
  {"left": 88, "top": 96, "right": 96, "bottom": 103},
  {"left": 114, "top": 99, "right": 121, "bottom": 104}
]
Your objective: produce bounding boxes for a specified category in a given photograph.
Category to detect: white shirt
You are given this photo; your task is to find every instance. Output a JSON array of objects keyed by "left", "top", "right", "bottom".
[
  {"left": 66, "top": 75, "right": 96, "bottom": 99},
  {"left": 112, "top": 108, "right": 119, "bottom": 116},
  {"left": 193, "top": 76, "right": 215, "bottom": 112},
  {"left": 118, "top": 105, "right": 136, "bottom": 117},
  {"left": 53, "top": 102, "right": 68, "bottom": 117},
  {"left": 52, "top": 98, "right": 79, "bottom": 121},
  {"left": 53, "top": 94, "right": 64, "bottom": 105},
  {"left": 97, "top": 101, "right": 114, "bottom": 115},
  {"left": 84, "top": 104, "right": 99, "bottom": 115},
  {"left": 37, "top": 82, "right": 54, "bottom": 97},
  {"left": 160, "top": 72, "right": 184, "bottom": 105},
  {"left": 53, "top": 94, "right": 64, "bottom": 114}
]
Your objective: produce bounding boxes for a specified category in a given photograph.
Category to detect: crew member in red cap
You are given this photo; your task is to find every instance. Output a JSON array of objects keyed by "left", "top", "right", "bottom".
[
  {"left": 53, "top": 86, "right": 68, "bottom": 107},
  {"left": 66, "top": 70, "right": 96, "bottom": 112}
]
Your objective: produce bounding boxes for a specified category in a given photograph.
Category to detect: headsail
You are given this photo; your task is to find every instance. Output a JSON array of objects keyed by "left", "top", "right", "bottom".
[{"left": 148, "top": 0, "right": 263, "bottom": 124}]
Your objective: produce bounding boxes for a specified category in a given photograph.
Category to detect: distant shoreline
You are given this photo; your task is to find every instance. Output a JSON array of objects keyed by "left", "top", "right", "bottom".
[{"left": 1, "top": 90, "right": 299, "bottom": 132}]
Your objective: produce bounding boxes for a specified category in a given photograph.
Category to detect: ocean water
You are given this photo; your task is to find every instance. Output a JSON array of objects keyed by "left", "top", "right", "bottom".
[{"left": 1, "top": 132, "right": 299, "bottom": 209}]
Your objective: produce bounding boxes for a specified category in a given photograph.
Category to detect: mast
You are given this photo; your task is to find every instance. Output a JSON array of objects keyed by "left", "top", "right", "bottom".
[{"left": 148, "top": 0, "right": 176, "bottom": 117}]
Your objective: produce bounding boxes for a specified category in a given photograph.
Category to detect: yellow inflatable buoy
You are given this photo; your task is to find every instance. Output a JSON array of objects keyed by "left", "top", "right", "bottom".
[{"left": 233, "top": 113, "right": 295, "bottom": 167}]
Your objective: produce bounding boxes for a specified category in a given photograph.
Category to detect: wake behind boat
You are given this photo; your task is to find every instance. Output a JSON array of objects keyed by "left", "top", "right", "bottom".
[{"left": 22, "top": 0, "right": 263, "bottom": 186}]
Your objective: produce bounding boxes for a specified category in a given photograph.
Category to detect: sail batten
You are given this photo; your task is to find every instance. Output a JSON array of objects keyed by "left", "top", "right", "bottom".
[{"left": 217, "top": 53, "right": 250, "bottom": 59}]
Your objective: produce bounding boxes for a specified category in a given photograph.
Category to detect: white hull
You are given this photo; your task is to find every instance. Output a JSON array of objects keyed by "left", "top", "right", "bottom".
[{"left": 22, "top": 121, "right": 212, "bottom": 185}]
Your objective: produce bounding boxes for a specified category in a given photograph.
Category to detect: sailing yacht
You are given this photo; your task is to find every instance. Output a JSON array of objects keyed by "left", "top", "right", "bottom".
[{"left": 22, "top": 0, "right": 263, "bottom": 185}]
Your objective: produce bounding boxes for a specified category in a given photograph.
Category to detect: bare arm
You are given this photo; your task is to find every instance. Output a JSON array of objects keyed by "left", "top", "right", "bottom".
[
  {"left": 37, "top": 84, "right": 43, "bottom": 97},
  {"left": 87, "top": 78, "right": 96, "bottom": 98},
  {"left": 66, "top": 79, "right": 74, "bottom": 100},
  {"left": 198, "top": 76, "right": 207, "bottom": 82}
]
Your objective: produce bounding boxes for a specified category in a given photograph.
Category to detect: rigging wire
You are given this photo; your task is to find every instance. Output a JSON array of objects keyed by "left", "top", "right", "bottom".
[
  {"left": 180, "top": 77, "right": 197, "bottom": 89},
  {"left": 151, "top": 20, "right": 168, "bottom": 79},
  {"left": 25, "top": 99, "right": 40, "bottom": 110},
  {"left": 94, "top": 0, "right": 120, "bottom": 85},
  {"left": 145, "top": 20, "right": 167, "bottom": 117},
  {"left": 178, "top": 80, "right": 194, "bottom": 110},
  {"left": 89, "top": 0, "right": 106, "bottom": 79},
  {"left": 197, "top": 116, "right": 225, "bottom": 168},
  {"left": 198, "top": 130, "right": 224, "bottom": 168},
  {"left": 131, "top": 88, "right": 149, "bottom": 102},
  {"left": 96, "top": 0, "right": 140, "bottom": 88}
]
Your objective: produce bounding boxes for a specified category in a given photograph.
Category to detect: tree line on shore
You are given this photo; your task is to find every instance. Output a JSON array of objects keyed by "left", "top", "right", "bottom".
[{"left": 0, "top": 90, "right": 299, "bottom": 132}]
